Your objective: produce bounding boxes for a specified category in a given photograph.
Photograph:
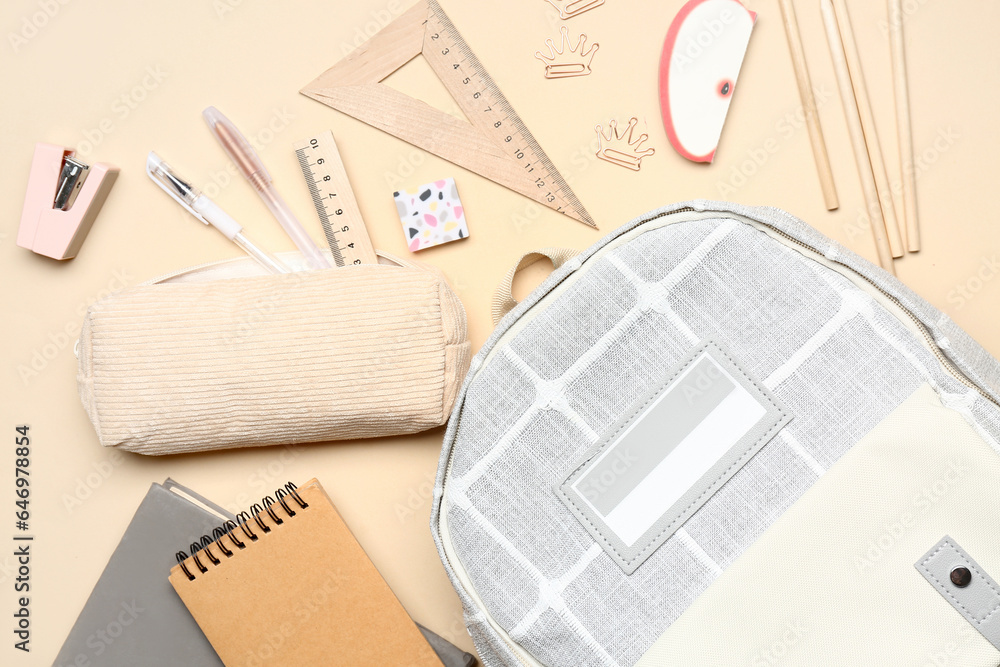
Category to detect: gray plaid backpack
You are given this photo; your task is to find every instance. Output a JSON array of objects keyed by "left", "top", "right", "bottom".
[{"left": 432, "top": 201, "right": 1000, "bottom": 666}]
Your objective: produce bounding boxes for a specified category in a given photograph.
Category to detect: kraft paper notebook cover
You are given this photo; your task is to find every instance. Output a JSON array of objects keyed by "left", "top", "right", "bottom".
[
  {"left": 54, "top": 479, "right": 230, "bottom": 667},
  {"left": 169, "top": 478, "right": 443, "bottom": 666}
]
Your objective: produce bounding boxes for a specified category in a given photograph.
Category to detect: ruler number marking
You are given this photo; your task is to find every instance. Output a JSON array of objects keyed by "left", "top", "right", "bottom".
[
  {"left": 294, "top": 132, "right": 377, "bottom": 267},
  {"left": 425, "top": 0, "right": 588, "bottom": 220}
]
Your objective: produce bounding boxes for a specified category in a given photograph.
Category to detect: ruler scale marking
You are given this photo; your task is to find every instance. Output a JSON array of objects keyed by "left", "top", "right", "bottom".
[{"left": 293, "top": 131, "right": 377, "bottom": 267}]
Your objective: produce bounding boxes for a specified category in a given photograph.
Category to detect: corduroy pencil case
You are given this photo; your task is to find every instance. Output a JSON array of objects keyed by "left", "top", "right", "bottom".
[{"left": 76, "top": 251, "right": 471, "bottom": 455}]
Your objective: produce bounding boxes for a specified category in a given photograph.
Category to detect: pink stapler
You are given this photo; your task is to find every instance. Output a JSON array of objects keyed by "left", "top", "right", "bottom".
[{"left": 17, "top": 143, "right": 119, "bottom": 260}]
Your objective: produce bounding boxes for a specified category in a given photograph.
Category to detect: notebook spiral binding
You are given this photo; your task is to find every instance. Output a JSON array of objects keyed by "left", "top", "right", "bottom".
[{"left": 174, "top": 481, "right": 308, "bottom": 581}]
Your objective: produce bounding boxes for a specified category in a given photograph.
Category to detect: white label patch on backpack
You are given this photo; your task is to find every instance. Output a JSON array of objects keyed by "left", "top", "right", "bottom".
[{"left": 556, "top": 340, "right": 790, "bottom": 574}]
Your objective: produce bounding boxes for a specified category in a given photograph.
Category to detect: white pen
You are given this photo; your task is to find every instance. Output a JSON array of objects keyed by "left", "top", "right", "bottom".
[{"left": 146, "top": 152, "right": 289, "bottom": 274}]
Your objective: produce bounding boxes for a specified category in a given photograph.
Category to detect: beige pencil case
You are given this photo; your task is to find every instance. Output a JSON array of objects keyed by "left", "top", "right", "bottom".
[{"left": 76, "top": 252, "right": 471, "bottom": 455}]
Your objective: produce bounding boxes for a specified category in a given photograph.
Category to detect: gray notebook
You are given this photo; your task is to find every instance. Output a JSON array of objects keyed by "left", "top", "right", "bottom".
[{"left": 53, "top": 479, "right": 231, "bottom": 667}]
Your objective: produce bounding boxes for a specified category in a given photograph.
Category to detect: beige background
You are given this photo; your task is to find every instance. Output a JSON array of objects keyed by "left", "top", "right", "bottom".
[{"left": 0, "top": 0, "right": 997, "bottom": 665}]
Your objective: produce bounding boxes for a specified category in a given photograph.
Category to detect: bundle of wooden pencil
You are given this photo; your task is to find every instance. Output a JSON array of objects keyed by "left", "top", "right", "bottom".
[{"left": 781, "top": 0, "right": 920, "bottom": 275}]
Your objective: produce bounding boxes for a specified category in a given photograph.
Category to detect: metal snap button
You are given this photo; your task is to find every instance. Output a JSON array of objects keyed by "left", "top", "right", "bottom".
[{"left": 951, "top": 566, "right": 973, "bottom": 588}]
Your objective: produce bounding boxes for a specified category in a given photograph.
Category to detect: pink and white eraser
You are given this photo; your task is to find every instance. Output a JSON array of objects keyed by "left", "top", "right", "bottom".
[
  {"left": 659, "top": 0, "right": 757, "bottom": 163},
  {"left": 393, "top": 178, "right": 469, "bottom": 252}
]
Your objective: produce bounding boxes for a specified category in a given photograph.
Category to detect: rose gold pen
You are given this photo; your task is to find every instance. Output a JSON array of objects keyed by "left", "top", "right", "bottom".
[{"left": 202, "top": 106, "right": 332, "bottom": 270}]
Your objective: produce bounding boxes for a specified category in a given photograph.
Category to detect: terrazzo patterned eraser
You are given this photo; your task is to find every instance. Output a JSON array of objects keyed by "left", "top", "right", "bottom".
[{"left": 393, "top": 178, "right": 469, "bottom": 252}]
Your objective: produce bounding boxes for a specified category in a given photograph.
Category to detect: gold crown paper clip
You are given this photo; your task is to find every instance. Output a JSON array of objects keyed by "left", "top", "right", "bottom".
[
  {"left": 535, "top": 27, "right": 599, "bottom": 79},
  {"left": 595, "top": 118, "right": 655, "bottom": 171},
  {"left": 544, "top": 0, "right": 605, "bottom": 20}
]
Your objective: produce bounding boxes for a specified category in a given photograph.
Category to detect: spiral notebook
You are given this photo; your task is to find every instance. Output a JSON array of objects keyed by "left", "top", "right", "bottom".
[{"left": 169, "top": 478, "right": 443, "bottom": 666}]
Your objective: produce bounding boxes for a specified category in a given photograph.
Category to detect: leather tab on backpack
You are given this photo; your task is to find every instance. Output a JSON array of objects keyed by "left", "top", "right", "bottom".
[{"left": 917, "top": 536, "right": 1000, "bottom": 652}]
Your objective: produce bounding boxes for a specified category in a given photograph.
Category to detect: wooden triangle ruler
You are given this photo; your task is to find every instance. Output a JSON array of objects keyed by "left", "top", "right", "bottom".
[{"left": 300, "top": 0, "right": 596, "bottom": 228}]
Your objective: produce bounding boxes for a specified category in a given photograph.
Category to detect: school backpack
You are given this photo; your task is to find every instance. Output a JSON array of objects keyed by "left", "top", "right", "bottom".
[{"left": 432, "top": 201, "right": 1000, "bottom": 666}]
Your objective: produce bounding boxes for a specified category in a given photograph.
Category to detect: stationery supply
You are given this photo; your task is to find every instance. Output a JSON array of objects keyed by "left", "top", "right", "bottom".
[
  {"left": 658, "top": 0, "right": 756, "bottom": 163},
  {"left": 419, "top": 627, "right": 478, "bottom": 667},
  {"left": 394, "top": 177, "right": 469, "bottom": 252},
  {"left": 544, "top": 0, "right": 604, "bottom": 20},
  {"left": 77, "top": 249, "right": 471, "bottom": 455},
  {"left": 828, "top": 0, "right": 904, "bottom": 258},
  {"left": 53, "top": 483, "right": 474, "bottom": 667},
  {"left": 203, "top": 107, "right": 332, "bottom": 270},
  {"left": 534, "top": 27, "right": 598, "bottom": 79},
  {"left": 292, "top": 130, "right": 378, "bottom": 266},
  {"left": 54, "top": 479, "right": 229, "bottom": 667},
  {"left": 778, "top": 0, "right": 839, "bottom": 211},
  {"left": 300, "top": 0, "right": 596, "bottom": 228},
  {"left": 146, "top": 152, "right": 289, "bottom": 274},
  {"left": 889, "top": 0, "right": 920, "bottom": 252},
  {"left": 17, "top": 143, "right": 118, "bottom": 260},
  {"left": 434, "top": 200, "right": 1000, "bottom": 665},
  {"left": 595, "top": 117, "right": 655, "bottom": 171},
  {"left": 821, "top": 0, "right": 894, "bottom": 274},
  {"left": 170, "top": 479, "right": 444, "bottom": 666}
]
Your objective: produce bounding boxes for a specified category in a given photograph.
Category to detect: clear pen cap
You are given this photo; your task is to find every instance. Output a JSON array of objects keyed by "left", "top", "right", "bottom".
[{"left": 146, "top": 152, "right": 208, "bottom": 225}]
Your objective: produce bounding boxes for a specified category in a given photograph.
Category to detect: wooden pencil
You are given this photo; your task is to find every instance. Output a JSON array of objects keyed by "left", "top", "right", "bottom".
[
  {"left": 889, "top": 0, "right": 920, "bottom": 251},
  {"left": 831, "top": 0, "right": 905, "bottom": 258},
  {"left": 821, "top": 0, "right": 895, "bottom": 274},
  {"left": 779, "top": 0, "right": 839, "bottom": 211}
]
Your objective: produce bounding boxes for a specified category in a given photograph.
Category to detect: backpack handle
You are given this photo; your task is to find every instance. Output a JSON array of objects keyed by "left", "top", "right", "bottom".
[{"left": 491, "top": 247, "right": 578, "bottom": 326}]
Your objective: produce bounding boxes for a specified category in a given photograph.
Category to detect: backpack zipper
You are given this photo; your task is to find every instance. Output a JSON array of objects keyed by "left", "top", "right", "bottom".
[{"left": 761, "top": 224, "right": 1000, "bottom": 409}]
